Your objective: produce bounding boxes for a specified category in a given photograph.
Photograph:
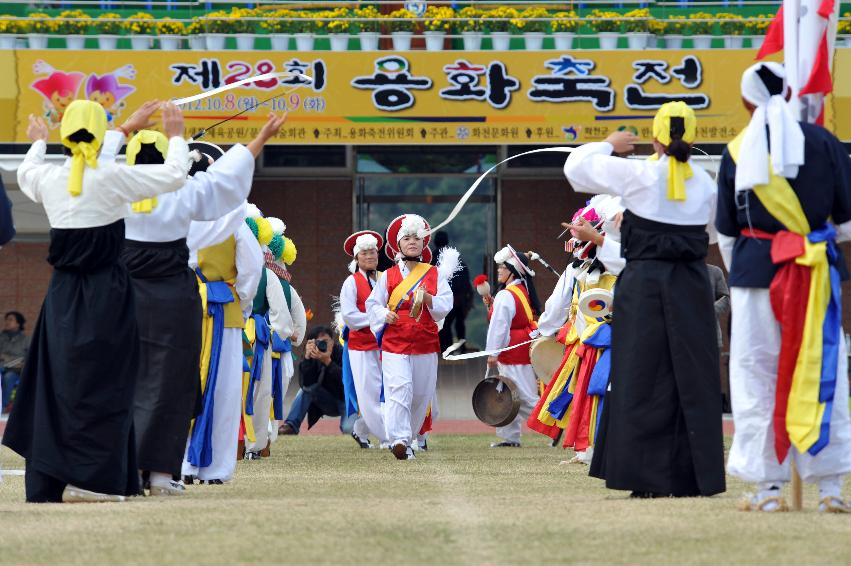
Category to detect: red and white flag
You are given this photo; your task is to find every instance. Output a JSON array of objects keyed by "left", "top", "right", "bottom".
[{"left": 757, "top": 0, "right": 840, "bottom": 124}]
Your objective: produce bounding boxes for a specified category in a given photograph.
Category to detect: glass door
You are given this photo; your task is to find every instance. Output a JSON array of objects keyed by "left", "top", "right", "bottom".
[{"left": 354, "top": 146, "right": 499, "bottom": 349}]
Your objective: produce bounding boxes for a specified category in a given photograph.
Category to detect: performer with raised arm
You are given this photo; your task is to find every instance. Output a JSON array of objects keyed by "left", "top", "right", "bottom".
[
  {"left": 563, "top": 101, "right": 725, "bottom": 498},
  {"left": 340, "top": 230, "right": 387, "bottom": 448},
  {"left": 3, "top": 101, "right": 190, "bottom": 503},
  {"left": 717, "top": 62, "right": 851, "bottom": 513},
  {"left": 182, "top": 200, "right": 264, "bottom": 485},
  {"left": 113, "top": 113, "right": 285, "bottom": 495},
  {"left": 483, "top": 245, "right": 541, "bottom": 448},
  {"left": 528, "top": 199, "right": 620, "bottom": 462},
  {"left": 366, "top": 214, "right": 456, "bottom": 460}
]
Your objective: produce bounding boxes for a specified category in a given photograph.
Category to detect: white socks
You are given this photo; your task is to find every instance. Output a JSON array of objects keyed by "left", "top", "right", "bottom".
[{"left": 818, "top": 475, "right": 842, "bottom": 500}]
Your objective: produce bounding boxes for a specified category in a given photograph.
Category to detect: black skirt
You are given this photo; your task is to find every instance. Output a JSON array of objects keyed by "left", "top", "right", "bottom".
[
  {"left": 589, "top": 211, "right": 726, "bottom": 497},
  {"left": 2, "top": 220, "right": 141, "bottom": 501},
  {"left": 122, "top": 238, "right": 202, "bottom": 477}
]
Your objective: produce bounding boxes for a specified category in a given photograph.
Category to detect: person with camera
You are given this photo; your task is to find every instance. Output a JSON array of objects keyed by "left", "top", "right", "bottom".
[{"left": 279, "top": 326, "right": 355, "bottom": 436}]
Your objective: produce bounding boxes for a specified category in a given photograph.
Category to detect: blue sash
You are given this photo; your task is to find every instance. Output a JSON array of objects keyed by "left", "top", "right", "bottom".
[
  {"left": 245, "top": 314, "right": 270, "bottom": 416},
  {"left": 188, "top": 267, "right": 234, "bottom": 469}
]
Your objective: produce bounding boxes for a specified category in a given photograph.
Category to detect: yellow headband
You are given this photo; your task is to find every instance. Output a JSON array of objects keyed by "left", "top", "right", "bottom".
[
  {"left": 127, "top": 130, "right": 170, "bottom": 214},
  {"left": 126, "top": 129, "right": 169, "bottom": 165},
  {"left": 652, "top": 102, "right": 697, "bottom": 201},
  {"left": 60, "top": 100, "right": 107, "bottom": 197}
]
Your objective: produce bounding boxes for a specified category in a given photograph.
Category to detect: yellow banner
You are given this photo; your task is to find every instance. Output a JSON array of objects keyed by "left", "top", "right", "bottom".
[{"left": 7, "top": 49, "right": 848, "bottom": 144}]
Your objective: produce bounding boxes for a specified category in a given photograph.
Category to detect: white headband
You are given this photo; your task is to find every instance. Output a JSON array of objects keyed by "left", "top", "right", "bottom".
[{"left": 736, "top": 62, "right": 805, "bottom": 192}]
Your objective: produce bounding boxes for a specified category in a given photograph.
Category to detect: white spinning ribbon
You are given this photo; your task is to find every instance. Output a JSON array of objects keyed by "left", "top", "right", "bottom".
[
  {"left": 443, "top": 337, "right": 546, "bottom": 361},
  {"left": 172, "top": 72, "right": 314, "bottom": 106},
  {"left": 426, "top": 147, "right": 575, "bottom": 236}
]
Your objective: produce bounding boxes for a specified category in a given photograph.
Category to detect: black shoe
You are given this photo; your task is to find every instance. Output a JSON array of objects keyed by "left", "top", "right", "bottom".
[
  {"left": 201, "top": 479, "right": 225, "bottom": 485},
  {"left": 278, "top": 423, "right": 297, "bottom": 436},
  {"left": 244, "top": 451, "right": 261, "bottom": 461},
  {"left": 490, "top": 441, "right": 521, "bottom": 448},
  {"left": 351, "top": 432, "right": 371, "bottom": 449},
  {"left": 183, "top": 475, "right": 196, "bottom": 485},
  {"left": 629, "top": 491, "right": 670, "bottom": 499}
]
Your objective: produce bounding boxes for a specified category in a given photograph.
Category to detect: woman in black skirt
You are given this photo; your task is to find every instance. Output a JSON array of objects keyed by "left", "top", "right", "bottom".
[
  {"left": 2, "top": 100, "right": 190, "bottom": 502},
  {"left": 563, "top": 102, "right": 725, "bottom": 498}
]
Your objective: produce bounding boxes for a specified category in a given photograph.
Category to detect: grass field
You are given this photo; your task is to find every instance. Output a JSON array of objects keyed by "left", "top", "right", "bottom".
[{"left": 1, "top": 434, "right": 850, "bottom": 565}]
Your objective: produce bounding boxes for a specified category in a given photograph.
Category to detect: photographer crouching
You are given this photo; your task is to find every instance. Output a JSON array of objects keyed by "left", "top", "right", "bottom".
[{"left": 278, "top": 326, "right": 357, "bottom": 436}]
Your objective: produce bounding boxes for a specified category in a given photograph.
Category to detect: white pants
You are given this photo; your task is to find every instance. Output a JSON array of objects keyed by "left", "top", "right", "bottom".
[
  {"left": 182, "top": 328, "right": 243, "bottom": 481},
  {"left": 727, "top": 288, "right": 851, "bottom": 484},
  {"left": 247, "top": 346, "right": 273, "bottom": 452},
  {"left": 279, "top": 354, "right": 294, "bottom": 420},
  {"left": 495, "top": 363, "right": 539, "bottom": 444},
  {"left": 382, "top": 352, "right": 438, "bottom": 446},
  {"left": 350, "top": 349, "right": 386, "bottom": 443}
]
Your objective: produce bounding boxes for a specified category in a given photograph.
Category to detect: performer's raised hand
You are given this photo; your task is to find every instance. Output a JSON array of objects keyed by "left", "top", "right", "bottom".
[
  {"left": 120, "top": 99, "right": 160, "bottom": 135},
  {"left": 385, "top": 311, "right": 399, "bottom": 325},
  {"left": 161, "top": 102, "right": 185, "bottom": 139},
  {"left": 247, "top": 112, "right": 288, "bottom": 157},
  {"left": 27, "top": 114, "right": 48, "bottom": 142},
  {"left": 605, "top": 130, "right": 638, "bottom": 155},
  {"left": 487, "top": 356, "right": 498, "bottom": 369},
  {"left": 562, "top": 218, "right": 603, "bottom": 246}
]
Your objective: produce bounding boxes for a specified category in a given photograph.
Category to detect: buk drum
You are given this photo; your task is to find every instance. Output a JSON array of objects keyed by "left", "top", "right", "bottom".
[
  {"left": 577, "top": 288, "right": 614, "bottom": 319},
  {"left": 530, "top": 336, "right": 564, "bottom": 381}
]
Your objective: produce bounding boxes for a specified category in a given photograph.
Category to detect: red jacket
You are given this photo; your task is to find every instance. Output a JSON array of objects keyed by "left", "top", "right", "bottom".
[
  {"left": 489, "top": 284, "right": 535, "bottom": 365},
  {"left": 381, "top": 264, "right": 440, "bottom": 355}
]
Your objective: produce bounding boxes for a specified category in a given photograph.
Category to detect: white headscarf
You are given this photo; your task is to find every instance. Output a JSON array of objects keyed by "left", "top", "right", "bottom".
[{"left": 736, "top": 62, "right": 805, "bottom": 193}]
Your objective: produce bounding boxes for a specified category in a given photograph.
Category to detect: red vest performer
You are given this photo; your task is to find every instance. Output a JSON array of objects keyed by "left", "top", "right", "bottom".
[
  {"left": 366, "top": 214, "right": 457, "bottom": 460},
  {"left": 483, "top": 245, "right": 542, "bottom": 448},
  {"left": 340, "top": 230, "right": 386, "bottom": 447}
]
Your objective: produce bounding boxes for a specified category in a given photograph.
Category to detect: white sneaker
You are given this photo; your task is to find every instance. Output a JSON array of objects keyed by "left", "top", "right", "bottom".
[
  {"left": 149, "top": 480, "right": 186, "bottom": 497},
  {"left": 62, "top": 485, "right": 126, "bottom": 503}
]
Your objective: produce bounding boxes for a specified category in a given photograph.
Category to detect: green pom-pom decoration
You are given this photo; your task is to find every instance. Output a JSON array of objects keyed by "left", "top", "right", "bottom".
[
  {"left": 268, "top": 234, "right": 284, "bottom": 260},
  {"left": 245, "top": 217, "right": 259, "bottom": 240}
]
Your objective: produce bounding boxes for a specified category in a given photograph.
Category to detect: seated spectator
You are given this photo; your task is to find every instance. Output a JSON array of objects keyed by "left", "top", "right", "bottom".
[
  {"left": 279, "top": 326, "right": 356, "bottom": 436},
  {"left": 1, "top": 311, "right": 28, "bottom": 413}
]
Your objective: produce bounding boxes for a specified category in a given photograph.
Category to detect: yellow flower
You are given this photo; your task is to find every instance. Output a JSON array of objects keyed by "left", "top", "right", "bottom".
[
  {"left": 423, "top": 6, "right": 454, "bottom": 32},
  {"left": 687, "top": 12, "right": 715, "bottom": 35},
  {"left": 551, "top": 11, "right": 578, "bottom": 33},
  {"left": 57, "top": 10, "right": 91, "bottom": 35},
  {"left": 96, "top": 13, "right": 122, "bottom": 35},
  {"left": 387, "top": 9, "right": 417, "bottom": 33},
  {"left": 157, "top": 18, "right": 185, "bottom": 36},
  {"left": 124, "top": 12, "right": 154, "bottom": 35}
]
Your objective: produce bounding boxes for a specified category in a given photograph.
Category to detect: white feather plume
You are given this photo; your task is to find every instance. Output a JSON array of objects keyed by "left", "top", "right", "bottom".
[
  {"left": 347, "top": 259, "right": 357, "bottom": 273},
  {"left": 331, "top": 296, "right": 344, "bottom": 335},
  {"left": 437, "top": 246, "right": 461, "bottom": 280}
]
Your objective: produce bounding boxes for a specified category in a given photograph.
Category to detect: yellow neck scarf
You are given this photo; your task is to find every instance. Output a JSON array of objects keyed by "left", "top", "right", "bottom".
[
  {"left": 651, "top": 101, "right": 697, "bottom": 201},
  {"left": 648, "top": 152, "right": 694, "bottom": 201},
  {"left": 60, "top": 100, "right": 107, "bottom": 197}
]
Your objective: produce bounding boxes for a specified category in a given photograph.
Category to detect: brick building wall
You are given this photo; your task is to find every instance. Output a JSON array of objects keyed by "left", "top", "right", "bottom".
[{"left": 0, "top": 241, "right": 51, "bottom": 331}]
